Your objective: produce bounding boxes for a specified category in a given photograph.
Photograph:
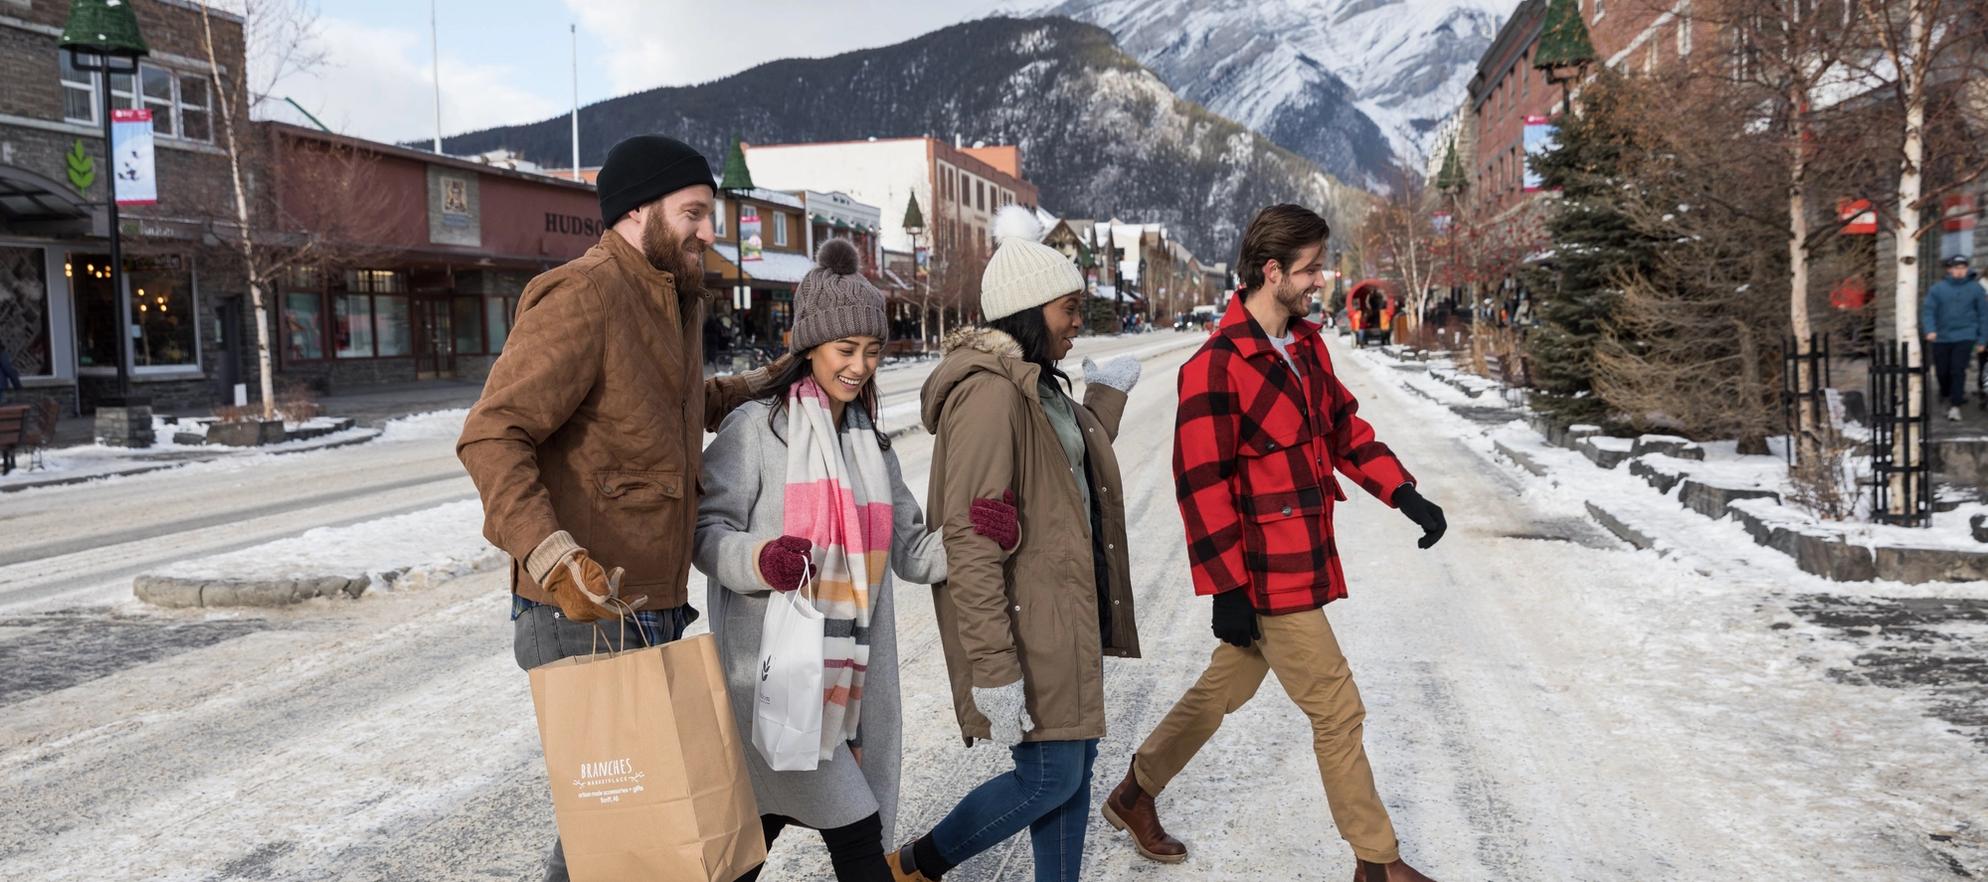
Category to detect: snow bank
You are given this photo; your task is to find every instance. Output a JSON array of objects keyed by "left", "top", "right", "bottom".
[{"left": 148, "top": 499, "right": 503, "bottom": 592}]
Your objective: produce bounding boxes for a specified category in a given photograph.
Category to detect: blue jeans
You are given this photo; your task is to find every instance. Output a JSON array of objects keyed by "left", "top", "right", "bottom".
[{"left": 930, "top": 739, "right": 1099, "bottom": 882}]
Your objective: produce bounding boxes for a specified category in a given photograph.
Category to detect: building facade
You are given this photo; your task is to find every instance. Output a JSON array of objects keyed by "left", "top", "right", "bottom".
[
  {"left": 743, "top": 137, "right": 1040, "bottom": 335},
  {"left": 707, "top": 187, "right": 810, "bottom": 352},
  {"left": 266, "top": 124, "right": 601, "bottom": 392},
  {"left": 1, "top": 0, "right": 248, "bottom": 415}
]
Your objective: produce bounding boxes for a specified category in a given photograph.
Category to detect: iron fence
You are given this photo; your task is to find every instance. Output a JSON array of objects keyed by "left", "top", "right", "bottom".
[{"left": 1868, "top": 340, "right": 1933, "bottom": 527}]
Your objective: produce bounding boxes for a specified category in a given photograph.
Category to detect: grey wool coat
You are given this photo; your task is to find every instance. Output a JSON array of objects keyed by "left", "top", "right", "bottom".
[{"left": 693, "top": 398, "right": 947, "bottom": 844}]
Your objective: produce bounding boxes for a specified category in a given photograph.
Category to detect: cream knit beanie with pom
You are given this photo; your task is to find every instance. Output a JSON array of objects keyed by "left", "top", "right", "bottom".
[{"left": 979, "top": 205, "right": 1087, "bottom": 321}]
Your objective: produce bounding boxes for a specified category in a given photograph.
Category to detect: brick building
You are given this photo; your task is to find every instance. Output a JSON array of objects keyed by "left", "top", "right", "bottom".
[{"left": 0, "top": 0, "right": 248, "bottom": 415}]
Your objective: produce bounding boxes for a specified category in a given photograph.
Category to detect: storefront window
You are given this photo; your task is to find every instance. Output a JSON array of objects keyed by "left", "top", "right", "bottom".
[
  {"left": 452, "top": 296, "right": 484, "bottom": 354},
  {"left": 0, "top": 246, "right": 52, "bottom": 377},
  {"left": 376, "top": 295, "right": 412, "bottom": 356},
  {"left": 283, "top": 291, "right": 324, "bottom": 360},
  {"left": 127, "top": 255, "right": 197, "bottom": 367},
  {"left": 485, "top": 296, "right": 514, "bottom": 352},
  {"left": 335, "top": 293, "right": 374, "bottom": 358}
]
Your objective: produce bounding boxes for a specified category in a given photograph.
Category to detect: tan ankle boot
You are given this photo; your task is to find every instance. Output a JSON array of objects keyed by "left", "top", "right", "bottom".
[
  {"left": 886, "top": 847, "right": 936, "bottom": 882},
  {"left": 1355, "top": 857, "right": 1439, "bottom": 882},
  {"left": 1099, "top": 760, "right": 1187, "bottom": 863}
]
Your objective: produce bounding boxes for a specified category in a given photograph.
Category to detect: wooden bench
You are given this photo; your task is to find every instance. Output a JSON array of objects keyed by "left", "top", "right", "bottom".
[{"left": 0, "top": 404, "right": 28, "bottom": 476}]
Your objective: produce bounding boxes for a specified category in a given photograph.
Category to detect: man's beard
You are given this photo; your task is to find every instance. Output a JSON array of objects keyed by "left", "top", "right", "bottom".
[
  {"left": 1275, "top": 276, "right": 1314, "bottom": 318},
  {"left": 641, "top": 208, "right": 707, "bottom": 297}
]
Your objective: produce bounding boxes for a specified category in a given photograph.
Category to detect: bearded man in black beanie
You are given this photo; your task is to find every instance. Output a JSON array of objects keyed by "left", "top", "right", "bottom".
[{"left": 458, "top": 134, "right": 785, "bottom": 882}]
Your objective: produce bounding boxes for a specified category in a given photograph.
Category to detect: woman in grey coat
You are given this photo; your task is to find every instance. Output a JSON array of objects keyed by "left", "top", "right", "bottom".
[{"left": 695, "top": 240, "right": 963, "bottom": 881}]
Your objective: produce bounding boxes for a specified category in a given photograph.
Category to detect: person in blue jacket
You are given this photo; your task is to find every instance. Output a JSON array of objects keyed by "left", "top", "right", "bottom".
[{"left": 1921, "top": 254, "right": 1988, "bottom": 421}]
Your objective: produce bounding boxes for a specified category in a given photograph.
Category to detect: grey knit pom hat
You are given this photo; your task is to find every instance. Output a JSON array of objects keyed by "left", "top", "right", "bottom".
[{"left": 790, "top": 238, "right": 889, "bottom": 352}]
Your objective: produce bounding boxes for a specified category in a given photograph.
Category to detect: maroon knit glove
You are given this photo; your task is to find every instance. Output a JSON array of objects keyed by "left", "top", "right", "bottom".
[
  {"left": 758, "top": 536, "right": 812, "bottom": 592},
  {"left": 970, "top": 491, "right": 1021, "bottom": 552}
]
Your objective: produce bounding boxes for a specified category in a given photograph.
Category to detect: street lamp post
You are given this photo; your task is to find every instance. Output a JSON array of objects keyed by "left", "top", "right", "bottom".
[
  {"left": 719, "top": 136, "right": 754, "bottom": 351},
  {"left": 61, "top": 0, "right": 150, "bottom": 436},
  {"left": 901, "top": 192, "right": 927, "bottom": 349}
]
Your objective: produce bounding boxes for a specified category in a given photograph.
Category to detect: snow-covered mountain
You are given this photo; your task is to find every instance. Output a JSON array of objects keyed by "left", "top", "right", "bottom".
[
  {"left": 438, "top": 17, "right": 1357, "bottom": 262},
  {"left": 1036, "top": 0, "right": 1520, "bottom": 188}
]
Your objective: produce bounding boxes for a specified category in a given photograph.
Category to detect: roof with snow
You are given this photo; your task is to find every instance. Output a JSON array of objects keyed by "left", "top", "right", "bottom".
[{"left": 712, "top": 245, "right": 814, "bottom": 284}]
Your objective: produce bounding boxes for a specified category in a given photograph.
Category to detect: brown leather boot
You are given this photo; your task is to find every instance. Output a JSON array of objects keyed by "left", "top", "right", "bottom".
[
  {"left": 1099, "top": 759, "right": 1187, "bottom": 863},
  {"left": 885, "top": 847, "right": 936, "bottom": 882},
  {"left": 1355, "top": 858, "right": 1439, "bottom": 882}
]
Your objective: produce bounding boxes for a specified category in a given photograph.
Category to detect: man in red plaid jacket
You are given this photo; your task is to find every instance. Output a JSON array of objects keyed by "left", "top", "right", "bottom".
[{"left": 1099, "top": 205, "right": 1449, "bottom": 882}]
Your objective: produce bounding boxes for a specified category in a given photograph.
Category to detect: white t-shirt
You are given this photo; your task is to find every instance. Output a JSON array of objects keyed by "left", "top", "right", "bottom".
[{"left": 1267, "top": 331, "right": 1301, "bottom": 376}]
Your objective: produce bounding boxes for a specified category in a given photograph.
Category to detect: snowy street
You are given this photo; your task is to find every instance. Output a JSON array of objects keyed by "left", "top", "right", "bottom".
[{"left": 2, "top": 331, "right": 1983, "bottom": 880}]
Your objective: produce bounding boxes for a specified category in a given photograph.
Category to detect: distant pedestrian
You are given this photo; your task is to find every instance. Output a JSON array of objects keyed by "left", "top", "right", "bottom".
[
  {"left": 889, "top": 206, "right": 1144, "bottom": 882},
  {"left": 1921, "top": 254, "right": 1987, "bottom": 422},
  {"left": 455, "top": 133, "right": 787, "bottom": 882},
  {"left": 1103, "top": 204, "right": 1449, "bottom": 882},
  {"left": 0, "top": 342, "right": 22, "bottom": 405}
]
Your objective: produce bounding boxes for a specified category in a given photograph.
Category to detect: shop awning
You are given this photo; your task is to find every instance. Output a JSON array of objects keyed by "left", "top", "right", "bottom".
[
  {"left": 0, "top": 164, "right": 95, "bottom": 235},
  {"left": 711, "top": 244, "right": 815, "bottom": 284}
]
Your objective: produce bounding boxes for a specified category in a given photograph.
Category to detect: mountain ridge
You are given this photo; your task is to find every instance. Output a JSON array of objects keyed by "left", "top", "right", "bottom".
[{"left": 436, "top": 16, "right": 1361, "bottom": 262}]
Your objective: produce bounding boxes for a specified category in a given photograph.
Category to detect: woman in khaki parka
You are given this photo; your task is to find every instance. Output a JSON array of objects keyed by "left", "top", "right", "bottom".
[{"left": 887, "top": 207, "right": 1143, "bottom": 882}]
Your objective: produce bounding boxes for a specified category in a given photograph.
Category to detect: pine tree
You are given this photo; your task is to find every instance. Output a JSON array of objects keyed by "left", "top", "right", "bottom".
[{"left": 1523, "top": 72, "right": 1656, "bottom": 429}]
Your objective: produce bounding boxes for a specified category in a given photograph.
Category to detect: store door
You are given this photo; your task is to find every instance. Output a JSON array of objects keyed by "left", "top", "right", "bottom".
[
  {"left": 216, "top": 296, "right": 243, "bottom": 399},
  {"left": 414, "top": 296, "right": 455, "bottom": 379}
]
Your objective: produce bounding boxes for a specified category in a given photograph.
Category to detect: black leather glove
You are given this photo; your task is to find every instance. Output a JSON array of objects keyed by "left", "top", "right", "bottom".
[
  {"left": 1211, "top": 588, "right": 1260, "bottom": 648},
  {"left": 1393, "top": 484, "right": 1447, "bottom": 549}
]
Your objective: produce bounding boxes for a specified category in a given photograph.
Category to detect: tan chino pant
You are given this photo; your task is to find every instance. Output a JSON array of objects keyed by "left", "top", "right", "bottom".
[{"left": 1131, "top": 607, "right": 1401, "bottom": 864}]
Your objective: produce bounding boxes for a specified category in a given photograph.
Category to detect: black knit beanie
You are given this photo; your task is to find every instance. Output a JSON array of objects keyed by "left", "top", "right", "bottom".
[{"left": 597, "top": 135, "right": 716, "bottom": 227}]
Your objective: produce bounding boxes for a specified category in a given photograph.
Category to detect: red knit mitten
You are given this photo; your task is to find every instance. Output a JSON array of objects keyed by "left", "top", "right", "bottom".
[
  {"left": 970, "top": 491, "right": 1021, "bottom": 552},
  {"left": 758, "top": 536, "right": 812, "bottom": 591}
]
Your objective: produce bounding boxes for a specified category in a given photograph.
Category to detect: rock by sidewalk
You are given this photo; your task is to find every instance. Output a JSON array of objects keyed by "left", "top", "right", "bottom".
[{"left": 136, "top": 574, "right": 371, "bottom": 608}]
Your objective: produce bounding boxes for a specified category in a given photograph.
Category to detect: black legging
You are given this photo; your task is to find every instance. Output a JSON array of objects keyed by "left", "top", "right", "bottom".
[{"left": 735, "top": 812, "right": 890, "bottom": 882}]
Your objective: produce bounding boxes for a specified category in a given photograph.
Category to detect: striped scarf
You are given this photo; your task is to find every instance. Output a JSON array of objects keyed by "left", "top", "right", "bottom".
[{"left": 782, "top": 377, "right": 892, "bottom": 760}]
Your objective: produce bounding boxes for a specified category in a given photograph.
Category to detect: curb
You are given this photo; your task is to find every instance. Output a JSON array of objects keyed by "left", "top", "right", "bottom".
[
  {"left": 134, "top": 573, "right": 373, "bottom": 608},
  {"left": 1584, "top": 501, "right": 1666, "bottom": 556}
]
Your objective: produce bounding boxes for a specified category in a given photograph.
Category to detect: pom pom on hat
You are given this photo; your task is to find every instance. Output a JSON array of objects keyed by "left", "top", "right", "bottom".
[
  {"left": 980, "top": 206, "right": 1085, "bottom": 321},
  {"left": 992, "top": 204, "right": 1044, "bottom": 244},
  {"left": 815, "top": 237, "right": 861, "bottom": 276}
]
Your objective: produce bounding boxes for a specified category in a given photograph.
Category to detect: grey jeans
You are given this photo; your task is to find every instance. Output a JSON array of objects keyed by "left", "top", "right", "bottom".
[{"left": 513, "top": 603, "right": 693, "bottom": 882}]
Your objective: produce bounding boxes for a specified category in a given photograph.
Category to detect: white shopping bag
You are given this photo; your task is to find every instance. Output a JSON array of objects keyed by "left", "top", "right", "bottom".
[{"left": 752, "top": 569, "right": 825, "bottom": 771}]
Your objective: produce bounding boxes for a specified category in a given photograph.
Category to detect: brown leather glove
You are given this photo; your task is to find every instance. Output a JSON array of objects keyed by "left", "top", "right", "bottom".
[{"left": 539, "top": 549, "right": 628, "bottom": 622}]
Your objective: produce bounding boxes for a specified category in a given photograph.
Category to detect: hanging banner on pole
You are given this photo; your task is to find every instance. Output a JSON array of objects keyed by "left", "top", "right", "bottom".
[
  {"left": 1522, "top": 115, "right": 1556, "bottom": 193},
  {"left": 110, "top": 108, "right": 157, "bottom": 207},
  {"left": 740, "top": 207, "right": 764, "bottom": 262}
]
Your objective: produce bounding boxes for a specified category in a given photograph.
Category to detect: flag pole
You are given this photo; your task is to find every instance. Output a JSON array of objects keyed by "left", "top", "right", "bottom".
[
  {"left": 570, "top": 23, "right": 581, "bottom": 181},
  {"left": 430, "top": 0, "right": 443, "bottom": 154}
]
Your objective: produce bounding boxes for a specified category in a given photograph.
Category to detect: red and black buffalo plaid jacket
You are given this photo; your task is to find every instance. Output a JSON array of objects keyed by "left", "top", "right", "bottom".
[{"left": 1173, "top": 291, "right": 1415, "bottom": 615}]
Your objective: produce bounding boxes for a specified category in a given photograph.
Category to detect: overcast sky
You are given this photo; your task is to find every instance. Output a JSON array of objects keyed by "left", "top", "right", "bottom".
[{"left": 265, "top": 0, "right": 1024, "bottom": 144}]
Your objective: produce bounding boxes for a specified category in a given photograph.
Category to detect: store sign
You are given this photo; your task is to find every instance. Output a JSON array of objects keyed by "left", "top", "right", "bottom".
[
  {"left": 1837, "top": 198, "right": 1877, "bottom": 235},
  {"left": 1522, "top": 115, "right": 1557, "bottom": 193},
  {"left": 427, "top": 167, "right": 482, "bottom": 247},
  {"left": 544, "top": 212, "right": 603, "bottom": 239},
  {"left": 740, "top": 207, "right": 763, "bottom": 262},
  {"left": 110, "top": 108, "right": 157, "bottom": 206},
  {"left": 1942, "top": 194, "right": 1978, "bottom": 232}
]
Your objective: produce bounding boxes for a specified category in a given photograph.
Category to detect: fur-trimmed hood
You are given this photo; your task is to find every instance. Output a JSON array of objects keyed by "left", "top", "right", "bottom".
[{"left": 920, "top": 325, "right": 1036, "bottom": 434}]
